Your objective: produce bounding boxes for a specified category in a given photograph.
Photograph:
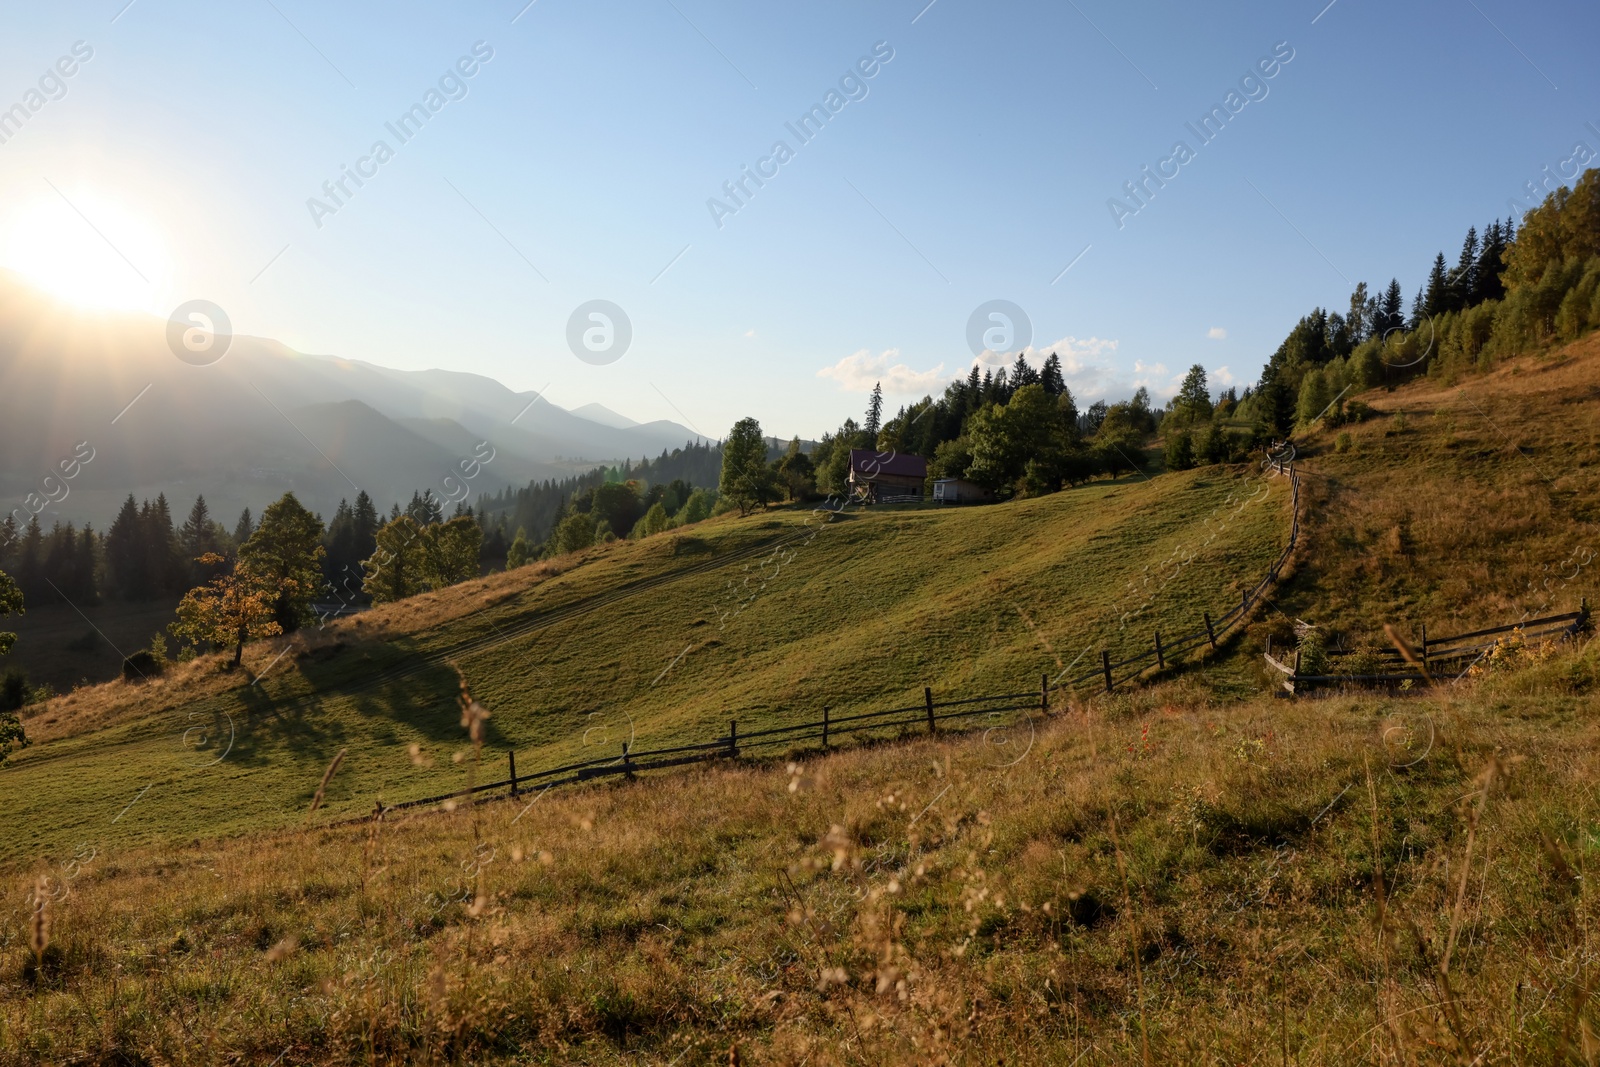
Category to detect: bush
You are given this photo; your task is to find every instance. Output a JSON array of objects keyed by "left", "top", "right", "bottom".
[
  {"left": 1334, "top": 432, "right": 1352, "bottom": 453},
  {"left": 0, "top": 709, "right": 26, "bottom": 763},
  {"left": 122, "top": 650, "right": 162, "bottom": 682},
  {"left": 0, "top": 669, "right": 25, "bottom": 712},
  {"left": 1296, "top": 628, "right": 1329, "bottom": 677},
  {"left": 1163, "top": 430, "right": 1196, "bottom": 472}
]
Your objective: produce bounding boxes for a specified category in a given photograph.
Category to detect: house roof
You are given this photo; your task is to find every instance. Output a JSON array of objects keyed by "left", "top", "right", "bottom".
[{"left": 849, "top": 449, "right": 927, "bottom": 479}]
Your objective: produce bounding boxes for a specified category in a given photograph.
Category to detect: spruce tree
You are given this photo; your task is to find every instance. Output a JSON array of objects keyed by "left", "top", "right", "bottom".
[
  {"left": 1010, "top": 354, "right": 1040, "bottom": 389},
  {"left": 233, "top": 508, "right": 254, "bottom": 546},
  {"left": 1379, "top": 279, "right": 1405, "bottom": 337},
  {"left": 76, "top": 525, "right": 99, "bottom": 605},
  {"left": 1172, "top": 365, "right": 1213, "bottom": 426},
  {"left": 1449, "top": 226, "right": 1479, "bottom": 312},
  {"left": 1419, "top": 252, "right": 1449, "bottom": 322},
  {"left": 107, "top": 496, "right": 144, "bottom": 599},
  {"left": 1040, "top": 353, "right": 1066, "bottom": 396},
  {"left": 180, "top": 496, "right": 215, "bottom": 562},
  {"left": 1474, "top": 220, "right": 1510, "bottom": 304},
  {"left": 865, "top": 382, "right": 883, "bottom": 439},
  {"left": 352, "top": 491, "right": 379, "bottom": 563}
]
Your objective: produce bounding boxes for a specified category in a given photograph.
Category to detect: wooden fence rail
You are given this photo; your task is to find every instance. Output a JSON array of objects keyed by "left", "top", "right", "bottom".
[
  {"left": 1267, "top": 601, "right": 1590, "bottom": 695},
  {"left": 386, "top": 466, "right": 1303, "bottom": 815}
]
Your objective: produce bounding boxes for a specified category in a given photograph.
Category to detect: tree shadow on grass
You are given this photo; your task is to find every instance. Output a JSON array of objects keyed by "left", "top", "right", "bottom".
[{"left": 222, "top": 659, "right": 483, "bottom": 770}]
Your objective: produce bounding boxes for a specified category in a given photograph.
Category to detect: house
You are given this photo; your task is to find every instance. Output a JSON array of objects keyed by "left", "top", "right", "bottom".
[
  {"left": 847, "top": 449, "right": 927, "bottom": 502},
  {"left": 932, "top": 477, "right": 995, "bottom": 505}
]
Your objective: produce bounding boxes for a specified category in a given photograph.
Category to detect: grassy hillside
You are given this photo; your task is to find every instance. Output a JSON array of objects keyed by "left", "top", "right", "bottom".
[
  {"left": 3, "top": 639, "right": 1597, "bottom": 1064},
  {"left": 1, "top": 463, "right": 1292, "bottom": 862},
  {"left": 1270, "top": 329, "right": 1600, "bottom": 644},
  {"left": 4, "top": 341, "right": 1600, "bottom": 1063}
]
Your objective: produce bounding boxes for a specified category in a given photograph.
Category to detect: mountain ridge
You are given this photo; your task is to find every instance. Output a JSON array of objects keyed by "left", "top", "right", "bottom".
[{"left": 0, "top": 273, "right": 707, "bottom": 526}]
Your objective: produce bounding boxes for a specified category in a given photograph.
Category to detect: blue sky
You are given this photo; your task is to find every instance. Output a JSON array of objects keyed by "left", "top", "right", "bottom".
[{"left": 2, "top": 0, "right": 1596, "bottom": 442}]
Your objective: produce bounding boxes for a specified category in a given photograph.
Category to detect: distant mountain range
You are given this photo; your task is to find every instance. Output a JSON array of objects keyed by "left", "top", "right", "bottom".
[{"left": 0, "top": 273, "right": 706, "bottom": 529}]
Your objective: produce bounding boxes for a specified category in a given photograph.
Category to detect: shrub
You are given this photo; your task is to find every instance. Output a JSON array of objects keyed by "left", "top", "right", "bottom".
[
  {"left": 122, "top": 650, "right": 161, "bottom": 682},
  {"left": 1296, "top": 628, "right": 1329, "bottom": 677},
  {"left": 0, "top": 669, "right": 25, "bottom": 711}
]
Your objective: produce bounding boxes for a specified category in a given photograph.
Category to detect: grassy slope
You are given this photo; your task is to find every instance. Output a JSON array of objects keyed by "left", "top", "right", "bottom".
[
  {"left": 1, "top": 464, "right": 1290, "bottom": 862},
  {"left": 3, "top": 645, "right": 1597, "bottom": 1064},
  {"left": 6, "top": 340, "right": 1598, "bottom": 1064},
  {"left": 1273, "top": 329, "right": 1600, "bottom": 642}
]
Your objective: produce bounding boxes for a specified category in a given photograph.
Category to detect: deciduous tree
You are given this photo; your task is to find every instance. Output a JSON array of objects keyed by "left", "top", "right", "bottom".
[{"left": 169, "top": 553, "right": 282, "bottom": 667}]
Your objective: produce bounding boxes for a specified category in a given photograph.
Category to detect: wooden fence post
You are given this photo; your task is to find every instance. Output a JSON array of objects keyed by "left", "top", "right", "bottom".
[
  {"left": 1101, "top": 650, "right": 1113, "bottom": 693},
  {"left": 622, "top": 741, "right": 634, "bottom": 779},
  {"left": 1420, "top": 623, "right": 1428, "bottom": 672},
  {"left": 728, "top": 721, "right": 738, "bottom": 758},
  {"left": 1582, "top": 597, "right": 1591, "bottom": 630},
  {"left": 1204, "top": 612, "right": 1216, "bottom": 650},
  {"left": 1041, "top": 674, "right": 1049, "bottom": 714},
  {"left": 924, "top": 686, "right": 936, "bottom": 735},
  {"left": 1154, "top": 631, "right": 1164, "bottom": 670},
  {"left": 822, "top": 706, "right": 830, "bottom": 748},
  {"left": 508, "top": 750, "right": 519, "bottom": 798},
  {"left": 1243, "top": 589, "right": 1250, "bottom": 615}
]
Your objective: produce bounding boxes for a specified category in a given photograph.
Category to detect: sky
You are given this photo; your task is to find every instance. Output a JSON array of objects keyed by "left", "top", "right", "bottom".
[{"left": 1, "top": 0, "right": 1597, "bottom": 442}]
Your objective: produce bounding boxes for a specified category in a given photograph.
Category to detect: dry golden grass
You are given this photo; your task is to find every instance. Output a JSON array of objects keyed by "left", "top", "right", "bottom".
[
  {"left": 1277, "top": 331, "right": 1600, "bottom": 644},
  {"left": 3, "top": 637, "right": 1598, "bottom": 1064}
]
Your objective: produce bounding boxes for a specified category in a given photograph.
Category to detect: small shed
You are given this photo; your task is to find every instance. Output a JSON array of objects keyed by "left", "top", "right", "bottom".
[
  {"left": 932, "top": 478, "right": 994, "bottom": 505},
  {"left": 847, "top": 449, "right": 928, "bottom": 502}
]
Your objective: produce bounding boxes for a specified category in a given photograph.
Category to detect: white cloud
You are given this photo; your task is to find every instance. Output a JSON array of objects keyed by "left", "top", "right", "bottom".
[
  {"left": 743, "top": 328, "right": 757, "bottom": 338},
  {"left": 1212, "top": 365, "right": 1239, "bottom": 387},
  {"left": 968, "top": 335, "right": 1126, "bottom": 401},
  {"left": 817, "top": 348, "right": 946, "bottom": 395},
  {"left": 1207, "top": 327, "right": 1227, "bottom": 340},
  {"left": 1131, "top": 360, "right": 1182, "bottom": 400}
]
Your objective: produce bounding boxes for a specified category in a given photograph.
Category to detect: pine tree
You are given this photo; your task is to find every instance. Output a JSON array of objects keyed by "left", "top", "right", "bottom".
[
  {"left": 1040, "top": 352, "right": 1066, "bottom": 396},
  {"left": 1378, "top": 279, "right": 1405, "bottom": 338},
  {"left": 16, "top": 516, "right": 42, "bottom": 601},
  {"left": 180, "top": 496, "right": 215, "bottom": 562},
  {"left": 1418, "top": 252, "right": 1449, "bottom": 322},
  {"left": 1474, "top": 220, "right": 1510, "bottom": 304},
  {"left": 233, "top": 508, "right": 254, "bottom": 546},
  {"left": 865, "top": 382, "right": 883, "bottom": 439},
  {"left": 76, "top": 525, "right": 99, "bottom": 605},
  {"left": 1172, "top": 365, "right": 1212, "bottom": 426},
  {"left": 0, "top": 515, "right": 17, "bottom": 560},
  {"left": 106, "top": 496, "right": 144, "bottom": 599},
  {"left": 352, "top": 491, "right": 379, "bottom": 571},
  {"left": 1449, "top": 226, "right": 1479, "bottom": 312},
  {"left": 1010, "top": 354, "right": 1040, "bottom": 390}
]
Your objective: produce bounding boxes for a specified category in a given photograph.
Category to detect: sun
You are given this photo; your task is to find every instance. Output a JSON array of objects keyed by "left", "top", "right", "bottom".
[{"left": 1, "top": 188, "right": 171, "bottom": 313}]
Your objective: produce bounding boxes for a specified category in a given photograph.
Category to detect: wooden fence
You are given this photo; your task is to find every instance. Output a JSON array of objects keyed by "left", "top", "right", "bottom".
[
  {"left": 386, "top": 466, "right": 1303, "bottom": 814},
  {"left": 1264, "top": 601, "right": 1591, "bottom": 694}
]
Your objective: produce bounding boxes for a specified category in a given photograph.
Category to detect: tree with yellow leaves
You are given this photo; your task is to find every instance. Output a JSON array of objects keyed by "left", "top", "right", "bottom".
[{"left": 169, "top": 553, "right": 283, "bottom": 667}]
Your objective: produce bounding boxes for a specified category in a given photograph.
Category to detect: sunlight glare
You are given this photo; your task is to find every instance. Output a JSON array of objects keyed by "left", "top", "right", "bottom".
[{"left": 1, "top": 190, "right": 171, "bottom": 313}]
